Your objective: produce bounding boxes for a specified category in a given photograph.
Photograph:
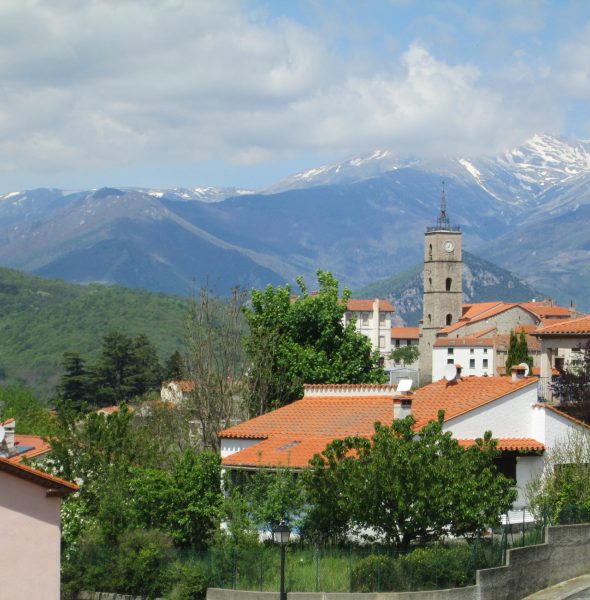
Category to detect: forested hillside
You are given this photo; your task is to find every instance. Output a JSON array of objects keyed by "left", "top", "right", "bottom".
[{"left": 0, "top": 267, "right": 189, "bottom": 396}]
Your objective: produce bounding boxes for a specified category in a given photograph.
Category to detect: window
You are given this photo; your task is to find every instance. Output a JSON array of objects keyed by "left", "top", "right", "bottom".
[
  {"left": 447, "top": 358, "right": 454, "bottom": 365},
  {"left": 395, "top": 339, "right": 400, "bottom": 347},
  {"left": 446, "top": 313, "right": 452, "bottom": 326},
  {"left": 469, "top": 358, "right": 475, "bottom": 369},
  {"left": 447, "top": 348, "right": 454, "bottom": 355},
  {"left": 483, "top": 348, "right": 488, "bottom": 354},
  {"left": 379, "top": 336, "right": 385, "bottom": 349},
  {"left": 446, "top": 277, "right": 452, "bottom": 291},
  {"left": 361, "top": 312, "right": 369, "bottom": 326},
  {"left": 493, "top": 456, "right": 517, "bottom": 481},
  {"left": 483, "top": 359, "right": 489, "bottom": 368},
  {"left": 429, "top": 244, "right": 433, "bottom": 260},
  {"left": 379, "top": 312, "right": 386, "bottom": 326},
  {"left": 429, "top": 277, "right": 432, "bottom": 289},
  {"left": 406, "top": 340, "right": 412, "bottom": 346},
  {"left": 428, "top": 314, "right": 432, "bottom": 324}
]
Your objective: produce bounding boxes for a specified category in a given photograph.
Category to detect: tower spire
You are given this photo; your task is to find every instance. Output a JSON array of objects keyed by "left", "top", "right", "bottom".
[{"left": 436, "top": 179, "right": 451, "bottom": 230}]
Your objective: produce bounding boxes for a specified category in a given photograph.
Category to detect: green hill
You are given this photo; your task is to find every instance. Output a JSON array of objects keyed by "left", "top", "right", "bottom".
[{"left": 0, "top": 267, "right": 191, "bottom": 396}]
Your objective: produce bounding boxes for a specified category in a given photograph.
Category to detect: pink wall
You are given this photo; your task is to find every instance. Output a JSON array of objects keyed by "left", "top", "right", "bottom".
[{"left": 0, "top": 470, "right": 62, "bottom": 599}]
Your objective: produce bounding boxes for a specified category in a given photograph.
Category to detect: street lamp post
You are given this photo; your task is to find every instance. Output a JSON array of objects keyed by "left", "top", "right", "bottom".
[{"left": 273, "top": 521, "right": 291, "bottom": 600}]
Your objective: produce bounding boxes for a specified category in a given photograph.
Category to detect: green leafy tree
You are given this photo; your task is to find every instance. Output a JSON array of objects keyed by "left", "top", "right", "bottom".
[
  {"left": 93, "top": 332, "right": 162, "bottom": 406},
  {"left": 128, "top": 450, "right": 222, "bottom": 548},
  {"left": 389, "top": 345, "right": 420, "bottom": 367},
  {"left": 0, "top": 383, "right": 56, "bottom": 435},
  {"left": 552, "top": 340, "right": 590, "bottom": 422},
  {"left": 243, "top": 270, "right": 385, "bottom": 416},
  {"left": 303, "top": 413, "right": 516, "bottom": 549},
  {"left": 527, "top": 428, "right": 590, "bottom": 524}
]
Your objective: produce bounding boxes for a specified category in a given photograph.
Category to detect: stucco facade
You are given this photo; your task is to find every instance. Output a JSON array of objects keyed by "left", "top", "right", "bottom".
[{"left": 0, "top": 461, "right": 77, "bottom": 600}]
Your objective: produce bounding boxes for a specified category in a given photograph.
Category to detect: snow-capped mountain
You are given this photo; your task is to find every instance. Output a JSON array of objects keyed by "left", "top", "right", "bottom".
[{"left": 0, "top": 134, "right": 589, "bottom": 310}]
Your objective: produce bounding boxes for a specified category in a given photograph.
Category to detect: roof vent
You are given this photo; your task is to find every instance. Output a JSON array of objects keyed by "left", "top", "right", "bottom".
[{"left": 511, "top": 363, "right": 529, "bottom": 381}]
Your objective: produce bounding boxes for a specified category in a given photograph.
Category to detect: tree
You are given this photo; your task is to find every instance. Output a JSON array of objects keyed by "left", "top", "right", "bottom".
[
  {"left": 389, "top": 345, "right": 420, "bottom": 367},
  {"left": 243, "top": 271, "right": 385, "bottom": 416},
  {"left": 59, "top": 351, "right": 92, "bottom": 410},
  {"left": 527, "top": 428, "right": 590, "bottom": 524},
  {"left": 553, "top": 340, "right": 590, "bottom": 422},
  {"left": 0, "top": 383, "right": 56, "bottom": 435},
  {"left": 505, "top": 329, "right": 533, "bottom": 374},
  {"left": 164, "top": 350, "right": 184, "bottom": 381},
  {"left": 92, "top": 332, "right": 162, "bottom": 406},
  {"left": 303, "top": 413, "right": 516, "bottom": 549},
  {"left": 184, "top": 286, "right": 247, "bottom": 451}
]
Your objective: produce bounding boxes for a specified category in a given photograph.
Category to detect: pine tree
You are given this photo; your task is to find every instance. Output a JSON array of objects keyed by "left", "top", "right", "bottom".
[
  {"left": 517, "top": 331, "right": 533, "bottom": 371},
  {"left": 164, "top": 350, "right": 184, "bottom": 381},
  {"left": 59, "top": 351, "right": 92, "bottom": 410},
  {"left": 505, "top": 330, "right": 519, "bottom": 375}
]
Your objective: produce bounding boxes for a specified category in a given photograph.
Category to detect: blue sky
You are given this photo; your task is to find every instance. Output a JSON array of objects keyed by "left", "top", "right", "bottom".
[{"left": 1, "top": 0, "right": 589, "bottom": 192}]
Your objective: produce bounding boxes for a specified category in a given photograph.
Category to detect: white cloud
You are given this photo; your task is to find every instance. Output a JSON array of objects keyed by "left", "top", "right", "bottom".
[{"left": 0, "top": 0, "right": 582, "bottom": 180}]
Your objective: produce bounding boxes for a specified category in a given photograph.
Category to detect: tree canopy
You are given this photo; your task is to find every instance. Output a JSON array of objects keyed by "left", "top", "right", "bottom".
[
  {"left": 505, "top": 330, "right": 533, "bottom": 374},
  {"left": 303, "top": 413, "right": 517, "bottom": 548},
  {"left": 553, "top": 340, "right": 590, "bottom": 423},
  {"left": 243, "top": 271, "right": 385, "bottom": 416}
]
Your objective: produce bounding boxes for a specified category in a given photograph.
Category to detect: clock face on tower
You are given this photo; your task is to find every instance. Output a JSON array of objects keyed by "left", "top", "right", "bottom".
[{"left": 444, "top": 241, "right": 454, "bottom": 253}]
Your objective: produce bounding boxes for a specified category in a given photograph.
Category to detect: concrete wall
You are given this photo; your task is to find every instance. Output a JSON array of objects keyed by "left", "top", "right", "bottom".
[
  {"left": 0, "top": 470, "right": 62, "bottom": 600},
  {"left": 208, "top": 525, "right": 590, "bottom": 600},
  {"left": 477, "top": 523, "right": 590, "bottom": 600},
  {"left": 208, "top": 586, "right": 477, "bottom": 600},
  {"left": 79, "top": 594, "right": 163, "bottom": 600}
]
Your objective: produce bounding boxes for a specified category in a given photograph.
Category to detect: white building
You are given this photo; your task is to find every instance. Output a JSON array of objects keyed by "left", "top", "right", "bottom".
[
  {"left": 219, "top": 371, "right": 590, "bottom": 509},
  {"left": 432, "top": 336, "right": 494, "bottom": 381},
  {"left": 344, "top": 298, "right": 395, "bottom": 360}
]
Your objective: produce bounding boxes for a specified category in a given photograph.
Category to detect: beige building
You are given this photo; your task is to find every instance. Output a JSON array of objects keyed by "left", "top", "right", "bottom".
[
  {"left": 345, "top": 298, "right": 395, "bottom": 362},
  {"left": 534, "top": 315, "right": 590, "bottom": 401},
  {"left": 0, "top": 457, "right": 78, "bottom": 599}
]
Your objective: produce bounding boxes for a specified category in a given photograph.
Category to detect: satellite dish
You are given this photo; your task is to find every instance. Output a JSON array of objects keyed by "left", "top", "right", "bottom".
[
  {"left": 0, "top": 426, "right": 5, "bottom": 444},
  {"left": 517, "top": 362, "right": 530, "bottom": 377},
  {"left": 444, "top": 364, "right": 458, "bottom": 381},
  {"left": 397, "top": 379, "right": 413, "bottom": 393}
]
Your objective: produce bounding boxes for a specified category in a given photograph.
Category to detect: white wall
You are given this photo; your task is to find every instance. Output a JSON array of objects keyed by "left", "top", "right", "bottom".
[
  {"left": 432, "top": 346, "right": 494, "bottom": 381},
  {"left": 515, "top": 456, "right": 544, "bottom": 507},
  {"left": 441, "top": 384, "right": 538, "bottom": 439},
  {"left": 220, "top": 438, "right": 261, "bottom": 459}
]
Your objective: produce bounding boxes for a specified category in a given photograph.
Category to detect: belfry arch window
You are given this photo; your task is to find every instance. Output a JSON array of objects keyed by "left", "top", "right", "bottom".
[
  {"left": 446, "top": 277, "right": 452, "bottom": 291},
  {"left": 429, "top": 277, "right": 432, "bottom": 289},
  {"left": 428, "top": 314, "right": 432, "bottom": 325},
  {"left": 446, "top": 313, "right": 452, "bottom": 326},
  {"left": 429, "top": 244, "right": 432, "bottom": 260}
]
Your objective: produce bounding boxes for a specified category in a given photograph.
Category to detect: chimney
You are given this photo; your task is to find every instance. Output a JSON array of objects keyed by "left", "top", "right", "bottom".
[
  {"left": 2, "top": 419, "right": 15, "bottom": 449},
  {"left": 393, "top": 397, "right": 412, "bottom": 420},
  {"left": 455, "top": 364, "right": 463, "bottom": 379},
  {"left": 511, "top": 364, "right": 527, "bottom": 381}
]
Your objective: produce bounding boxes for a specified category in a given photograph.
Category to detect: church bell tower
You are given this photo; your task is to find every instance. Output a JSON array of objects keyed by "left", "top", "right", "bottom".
[{"left": 418, "top": 184, "right": 463, "bottom": 384}]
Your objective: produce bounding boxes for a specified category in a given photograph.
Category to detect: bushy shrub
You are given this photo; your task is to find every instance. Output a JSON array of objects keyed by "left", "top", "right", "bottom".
[
  {"left": 164, "top": 557, "right": 210, "bottom": 600},
  {"left": 351, "top": 545, "right": 473, "bottom": 592}
]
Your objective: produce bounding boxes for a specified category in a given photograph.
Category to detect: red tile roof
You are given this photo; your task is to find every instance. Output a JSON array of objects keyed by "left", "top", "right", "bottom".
[
  {"left": 538, "top": 404, "right": 590, "bottom": 431},
  {"left": 347, "top": 299, "right": 395, "bottom": 312},
  {"left": 457, "top": 438, "right": 544, "bottom": 453},
  {"left": 434, "top": 337, "right": 494, "bottom": 348},
  {"left": 0, "top": 457, "right": 79, "bottom": 496},
  {"left": 220, "top": 376, "right": 538, "bottom": 468},
  {"left": 391, "top": 327, "right": 420, "bottom": 339},
  {"left": 533, "top": 314, "right": 590, "bottom": 336},
  {"left": 8, "top": 434, "right": 51, "bottom": 462}
]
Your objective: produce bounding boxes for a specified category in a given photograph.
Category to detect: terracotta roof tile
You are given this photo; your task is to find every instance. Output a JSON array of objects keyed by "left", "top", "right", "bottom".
[
  {"left": 434, "top": 337, "right": 494, "bottom": 348},
  {"left": 538, "top": 404, "right": 590, "bottom": 431},
  {"left": 457, "top": 438, "right": 544, "bottom": 452},
  {"left": 0, "top": 457, "right": 79, "bottom": 495},
  {"left": 391, "top": 327, "right": 419, "bottom": 339},
  {"left": 533, "top": 314, "right": 590, "bottom": 336},
  {"left": 220, "top": 377, "right": 538, "bottom": 468},
  {"left": 347, "top": 299, "right": 395, "bottom": 312},
  {"left": 7, "top": 434, "right": 51, "bottom": 462}
]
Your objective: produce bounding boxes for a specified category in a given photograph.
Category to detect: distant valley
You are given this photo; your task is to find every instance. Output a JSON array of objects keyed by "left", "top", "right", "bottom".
[{"left": 1, "top": 134, "right": 589, "bottom": 310}]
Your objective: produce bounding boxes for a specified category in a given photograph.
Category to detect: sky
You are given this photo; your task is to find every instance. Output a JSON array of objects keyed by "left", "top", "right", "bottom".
[{"left": 1, "top": 0, "right": 590, "bottom": 192}]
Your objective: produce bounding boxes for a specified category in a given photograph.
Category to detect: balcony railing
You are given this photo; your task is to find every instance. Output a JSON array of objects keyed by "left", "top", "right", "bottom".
[{"left": 426, "top": 225, "right": 461, "bottom": 232}]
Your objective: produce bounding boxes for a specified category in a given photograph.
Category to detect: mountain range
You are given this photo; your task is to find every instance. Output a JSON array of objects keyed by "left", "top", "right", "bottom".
[{"left": 1, "top": 134, "right": 589, "bottom": 312}]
